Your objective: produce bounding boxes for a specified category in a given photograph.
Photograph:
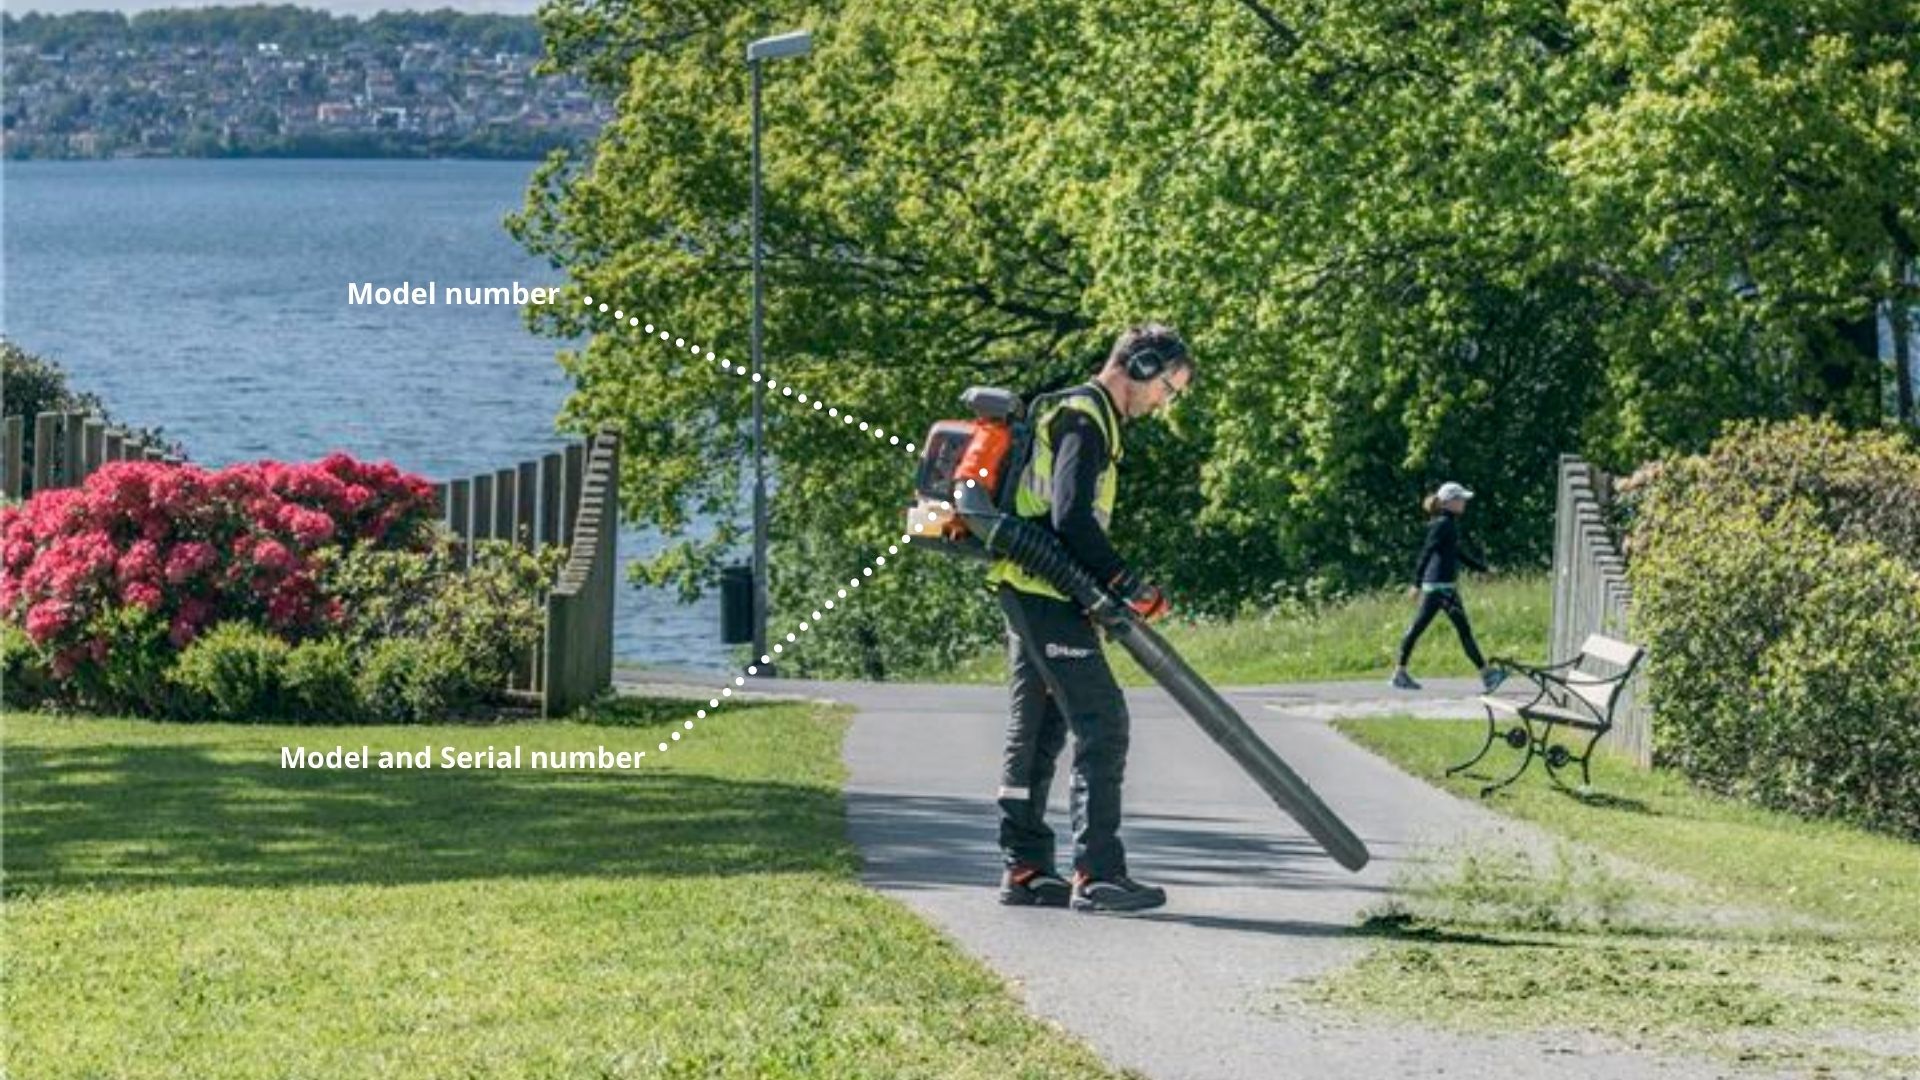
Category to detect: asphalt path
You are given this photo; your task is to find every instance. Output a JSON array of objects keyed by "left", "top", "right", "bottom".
[{"left": 618, "top": 669, "right": 1762, "bottom": 1080}]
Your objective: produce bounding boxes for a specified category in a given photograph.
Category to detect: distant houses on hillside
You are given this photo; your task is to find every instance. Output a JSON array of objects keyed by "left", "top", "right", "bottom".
[{"left": 2, "top": 12, "right": 612, "bottom": 159}]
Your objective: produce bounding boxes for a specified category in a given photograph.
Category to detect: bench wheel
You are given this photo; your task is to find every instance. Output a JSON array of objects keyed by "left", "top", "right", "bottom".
[{"left": 1503, "top": 726, "right": 1529, "bottom": 749}]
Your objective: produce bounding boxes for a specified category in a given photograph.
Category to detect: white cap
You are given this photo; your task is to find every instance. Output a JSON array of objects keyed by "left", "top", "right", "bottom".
[{"left": 1435, "top": 481, "right": 1474, "bottom": 502}]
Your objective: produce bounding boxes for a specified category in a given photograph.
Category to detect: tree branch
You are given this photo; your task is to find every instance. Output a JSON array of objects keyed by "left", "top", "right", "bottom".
[{"left": 1233, "top": 0, "right": 1302, "bottom": 57}]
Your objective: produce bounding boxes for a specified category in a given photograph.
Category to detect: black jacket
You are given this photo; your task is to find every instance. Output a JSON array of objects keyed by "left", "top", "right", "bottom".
[{"left": 1412, "top": 512, "right": 1487, "bottom": 586}]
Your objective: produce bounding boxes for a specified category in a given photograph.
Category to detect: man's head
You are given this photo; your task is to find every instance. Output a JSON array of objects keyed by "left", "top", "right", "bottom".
[{"left": 1096, "top": 323, "right": 1195, "bottom": 419}]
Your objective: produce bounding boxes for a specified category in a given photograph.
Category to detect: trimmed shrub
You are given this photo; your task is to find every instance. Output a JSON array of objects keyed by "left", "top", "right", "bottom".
[
  {"left": 427, "top": 540, "right": 560, "bottom": 681},
  {"left": 356, "top": 636, "right": 480, "bottom": 724},
  {"left": 169, "top": 622, "right": 291, "bottom": 722},
  {"left": 1631, "top": 418, "right": 1920, "bottom": 837},
  {"left": 318, "top": 536, "right": 562, "bottom": 715},
  {"left": 85, "top": 604, "right": 184, "bottom": 717},
  {"left": 2, "top": 449, "right": 562, "bottom": 723},
  {"left": 282, "top": 638, "right": 363, "bottom": 723},
  {"left": 2, "top": 619, "right": 51, "bottom": 709},
  {"left": 0, "top": 453, "right": 436, "bottom": 713},
  {"left": 1619, "top": 416, "right": 1920, "bottom": 565}
]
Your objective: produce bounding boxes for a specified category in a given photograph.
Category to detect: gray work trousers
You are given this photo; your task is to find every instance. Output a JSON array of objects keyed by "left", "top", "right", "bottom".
[{"left": 996, "top": 584, "right": 1131, "bottom": 879}]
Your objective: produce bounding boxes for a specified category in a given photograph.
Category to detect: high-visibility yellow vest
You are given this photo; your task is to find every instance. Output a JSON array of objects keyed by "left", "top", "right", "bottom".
[{"left": 986, "top": 384, "right": 1123, "bottom": 600}]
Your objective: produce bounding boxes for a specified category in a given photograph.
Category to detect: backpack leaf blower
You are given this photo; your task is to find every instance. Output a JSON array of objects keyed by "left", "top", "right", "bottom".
[{"left": 908, "top": 387, "right": 1371, "bottom": 873}]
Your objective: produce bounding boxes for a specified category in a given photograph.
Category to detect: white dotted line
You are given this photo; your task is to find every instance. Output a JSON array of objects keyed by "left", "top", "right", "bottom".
[
  {"left": 576, "top": 293, "right": 930, "bottom": 759},
  {"left": 627, "top": 532, "right": 917, "bottom": 758},
  {"left": 903, "top": 463, "right": 1002, "bottom": 538},
  {"left": 580, "top": 294, "right": 918, "bottom": 458}
]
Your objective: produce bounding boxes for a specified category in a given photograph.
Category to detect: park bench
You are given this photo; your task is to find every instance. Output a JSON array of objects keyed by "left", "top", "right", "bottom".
[{"left": 1446, "top": 633, "right": 1645, "bottom": 797}]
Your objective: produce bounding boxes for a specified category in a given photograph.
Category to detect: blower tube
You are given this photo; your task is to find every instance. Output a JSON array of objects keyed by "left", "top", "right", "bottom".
[{"left": 954, "top": 484, "right": 1371, "bottom": 873}]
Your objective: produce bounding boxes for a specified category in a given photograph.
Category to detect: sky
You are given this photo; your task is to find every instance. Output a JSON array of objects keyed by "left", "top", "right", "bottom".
[{"left": 5, "top": 0, "right": 544, "bottom": 15}]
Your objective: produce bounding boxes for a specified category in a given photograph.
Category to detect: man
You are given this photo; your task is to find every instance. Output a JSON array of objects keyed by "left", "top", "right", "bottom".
[{"left": 987, "top": 323, "right": 1194, "bottom": 913}]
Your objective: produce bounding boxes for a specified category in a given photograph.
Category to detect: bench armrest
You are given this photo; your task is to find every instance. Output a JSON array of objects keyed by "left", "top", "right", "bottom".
[
  {"left": 1490, "top": 654, "right": 1583, "bottom": 679},
  {"left": 1527, "top": 668, "right": 1624, "bottom": 728},
  {"left": 1484, "top": 660, "right": 1556, "bottom": 713}
]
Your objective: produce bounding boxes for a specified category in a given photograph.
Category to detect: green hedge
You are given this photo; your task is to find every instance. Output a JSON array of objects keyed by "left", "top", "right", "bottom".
[
  {"left": 1630, "top": 418, "right": 1920, "bottom": 838},
  {"left": 142, "top": 538, "right": 563, "bottom": 724}
]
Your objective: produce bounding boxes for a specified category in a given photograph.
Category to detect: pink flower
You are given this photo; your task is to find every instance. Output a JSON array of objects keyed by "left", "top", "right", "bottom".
[
  {"left": 7, "top": 450, "right": 437, "bottom": 674},
  {"left": 123, "top": 581, "right": 164, "bottom": 611},
  {"left": 266, "top": 589, "right": 306, "bottom": 628},
  {"left": 277, "top": 505, "right": 335, "bottom": 547},
  {"left": 39, "top": 532, "right": 117, "bottom": 594},
  {"left": 251, "top": 539, "right": 295, "bottom": 573},
  {"left": 272, "top": 462, "right": 347, "bottom": 506},
  {"left": 164, "top": 542, "right": 217, "bottom": 585},
  {"left": 24, "top": 600, "right": 71, "bottom": 645},
  {"left": 117, "top": 540, "right": 163, "bottom": 587},
  {"left": 30, "top": 489, "right": 82, "bottom": 534},
  {"left": 3, "top": 539, "right": 35, "bottom": 574},
  {"left": 0, "top": 510, "right": 26, "bottom": 556},
  {"left": 168, "top": 597, "right": 214, "bottom": 648}
]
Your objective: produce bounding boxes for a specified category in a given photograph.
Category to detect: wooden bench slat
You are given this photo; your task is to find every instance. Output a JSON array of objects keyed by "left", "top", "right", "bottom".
[
  {"left": 1453, "top": 634, "right": 1646, "bottom": 796},
  {"left": 1480, "top": 696, "right": 1609, "bottom": 732},
  {"left": 1565, "top": 671, "right": 1617, "bottom": 711},
  {"left": 1579, "top": 633, "right": 1643, "bottom": 669}
]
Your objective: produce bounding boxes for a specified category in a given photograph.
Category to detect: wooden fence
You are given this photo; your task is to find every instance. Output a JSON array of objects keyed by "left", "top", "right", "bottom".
[
  {"left": 1551, "top": 454, "right": 1651, "bottom": 766},
  {"left": 433, "top": 427, "right": 620, "bottom": 716},
  {"left": 2, "top": 411, "right": 183, "bottom": 498},
  {"left": 538, "top": 429, "right": 620, "bottom": 716},
  {"left": 4, "top": 410, "right": 618, "bottom": 716}
]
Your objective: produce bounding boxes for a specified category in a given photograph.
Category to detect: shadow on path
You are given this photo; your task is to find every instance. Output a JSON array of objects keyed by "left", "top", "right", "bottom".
[{"left": 849, "top": 790, "right": 1399, "bottom": 896}]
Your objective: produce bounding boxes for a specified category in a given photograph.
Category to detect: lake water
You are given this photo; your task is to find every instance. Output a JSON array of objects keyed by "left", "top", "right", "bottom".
[{"left": 1, "top": 158, "right": 729, "bottom": 670}]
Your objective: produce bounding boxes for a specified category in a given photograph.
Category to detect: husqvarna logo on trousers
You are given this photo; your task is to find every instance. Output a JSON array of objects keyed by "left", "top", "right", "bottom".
[{"left": 1044, "top": 642, "right": 1094, "bottom": 660}]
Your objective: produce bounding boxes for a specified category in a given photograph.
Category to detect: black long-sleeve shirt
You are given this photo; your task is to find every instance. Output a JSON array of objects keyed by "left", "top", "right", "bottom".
[
  {"left": 1412, "top": 512, "right": 1487, "bottom": 586},
  {"left": 1045, "top": 387, "right": 1132, "bottom": 588}
]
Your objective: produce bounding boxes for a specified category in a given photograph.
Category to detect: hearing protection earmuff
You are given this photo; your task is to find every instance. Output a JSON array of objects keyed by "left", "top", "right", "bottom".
[{"left": 1121, "top": 332, "right": 1189, "bottom": 381}]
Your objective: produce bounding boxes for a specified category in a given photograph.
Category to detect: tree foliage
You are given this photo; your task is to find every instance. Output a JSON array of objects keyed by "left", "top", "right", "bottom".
[
  {"left": 515, "top": 0, "right": 1919, "bottom": 673},
  {"left": 2, "top": 338, "right": 182, "bottom": 470}
]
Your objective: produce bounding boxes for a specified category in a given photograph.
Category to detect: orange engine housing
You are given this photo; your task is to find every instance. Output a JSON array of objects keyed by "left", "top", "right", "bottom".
[
  {"left": 954, "top": 418, "right": 1013, "bottom": 502},
  {"left": 911, "top": 416, "right": 1017, "bottom": 544}
]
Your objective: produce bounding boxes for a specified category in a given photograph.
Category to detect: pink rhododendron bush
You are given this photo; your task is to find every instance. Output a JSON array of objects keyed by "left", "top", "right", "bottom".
[{"left": 0, "top": 455, "right": 554, "bottom": 721}]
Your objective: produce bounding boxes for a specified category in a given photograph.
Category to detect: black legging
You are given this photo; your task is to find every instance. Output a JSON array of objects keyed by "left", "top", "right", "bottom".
[{"left": 1398, "top": 589, "right": 1485, "bottom": 668}]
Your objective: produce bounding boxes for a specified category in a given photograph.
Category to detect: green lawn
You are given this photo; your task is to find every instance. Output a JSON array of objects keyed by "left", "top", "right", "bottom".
[
  {"left": 944, "top": 575, "right": 1549, "bottom": 686},
  {"left": 1317, "top": 717, "right": 1920, "bottom": 1077},
  {"left": 2, "top": 699, "right": 1129, "bottom": 1080}
]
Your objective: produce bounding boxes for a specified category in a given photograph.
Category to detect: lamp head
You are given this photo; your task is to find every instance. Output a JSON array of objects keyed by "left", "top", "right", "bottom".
[{"left": 748, "top": 30, "right": 812, "bottom": 62}]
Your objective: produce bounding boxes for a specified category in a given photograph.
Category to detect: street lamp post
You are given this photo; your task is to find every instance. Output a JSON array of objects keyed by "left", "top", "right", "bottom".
[{"left": 747, "top": 29, "right": 810, "bottom": 679}]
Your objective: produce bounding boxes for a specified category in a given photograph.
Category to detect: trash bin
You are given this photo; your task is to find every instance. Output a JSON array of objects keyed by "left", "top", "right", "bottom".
[{"left": 720, "top": 564, "right": 753, "bottom": 644}]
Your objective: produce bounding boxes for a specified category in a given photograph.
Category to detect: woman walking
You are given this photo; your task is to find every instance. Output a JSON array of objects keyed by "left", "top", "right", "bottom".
[{"left": 1391, "top": 482, "right": 1506, "bottom": 693}]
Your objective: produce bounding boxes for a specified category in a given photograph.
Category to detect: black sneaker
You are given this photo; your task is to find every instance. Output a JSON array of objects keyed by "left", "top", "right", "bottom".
[
  {"left": 1071, "top": 872, "right": 1167, "bottom": 913},
  {"left": 999, "top": 864, "right": 1071, "bottom": 908}
]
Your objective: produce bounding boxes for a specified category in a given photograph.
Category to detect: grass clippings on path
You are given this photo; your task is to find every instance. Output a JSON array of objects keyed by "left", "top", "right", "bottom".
[{"left": 1312, "top": 717, "right": 1920, "bottom": 1078}]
